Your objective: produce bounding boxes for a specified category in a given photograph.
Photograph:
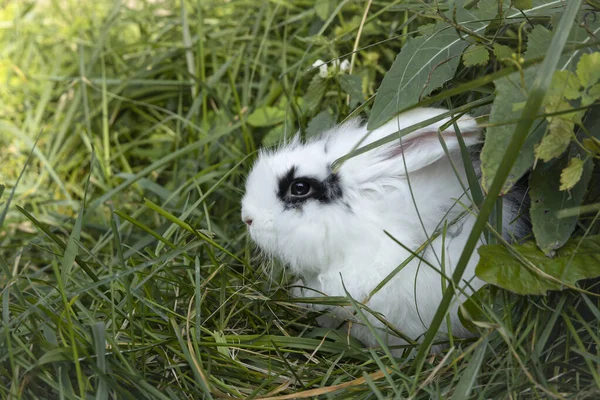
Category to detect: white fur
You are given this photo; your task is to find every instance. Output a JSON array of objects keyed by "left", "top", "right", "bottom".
[{"left": 241, "top": 108, "right": 515, "bottom": 354}]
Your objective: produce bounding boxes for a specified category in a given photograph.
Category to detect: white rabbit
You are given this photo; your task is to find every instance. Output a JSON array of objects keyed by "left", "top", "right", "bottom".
[{"left": 241, "top": 108, "right": 528, "bottom": 355}]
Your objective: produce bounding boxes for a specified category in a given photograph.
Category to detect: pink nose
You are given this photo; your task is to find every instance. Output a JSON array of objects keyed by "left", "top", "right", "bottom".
[{"left": 244, "top": 218, "right": 253, "bottom": 226}]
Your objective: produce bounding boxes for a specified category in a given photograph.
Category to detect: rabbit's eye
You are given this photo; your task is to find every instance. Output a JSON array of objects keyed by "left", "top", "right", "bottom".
[{"left": 290, "top": 180, "right": 311, "bottom": 196}]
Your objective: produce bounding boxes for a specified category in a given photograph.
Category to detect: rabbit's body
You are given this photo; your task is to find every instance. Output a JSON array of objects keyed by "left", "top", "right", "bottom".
[{"left": 242, "top": 108, "right": 527, "bottom": 353}]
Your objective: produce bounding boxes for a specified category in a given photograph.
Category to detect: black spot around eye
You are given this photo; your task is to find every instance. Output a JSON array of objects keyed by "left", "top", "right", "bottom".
[
  {"left": 276, "top": 166, "right": 343, "bottom": 209},
  {"left": 290, "top": 180, "right": 310, "bottom": 196}
]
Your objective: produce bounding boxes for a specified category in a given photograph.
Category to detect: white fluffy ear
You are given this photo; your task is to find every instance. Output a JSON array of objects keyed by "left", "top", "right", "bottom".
[
  {"left": 341, "top": 108, "right": 481, "bottom": 187},
  {"left": 383, "top": 110, "right": 481, "bottom": 173}
]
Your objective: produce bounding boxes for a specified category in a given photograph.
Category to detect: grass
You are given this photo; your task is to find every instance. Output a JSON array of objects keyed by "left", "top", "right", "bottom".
[{"left": 1, "top": 0, "right": 600, "bottom": 398}]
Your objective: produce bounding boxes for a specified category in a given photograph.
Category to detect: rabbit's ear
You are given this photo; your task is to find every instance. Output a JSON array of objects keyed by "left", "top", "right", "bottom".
[
  {"left": 342, "top": 109, "right": 481, "bottom": 188},
  {"left": 384, "top": 115, "right": 480, "bottom": 173}
]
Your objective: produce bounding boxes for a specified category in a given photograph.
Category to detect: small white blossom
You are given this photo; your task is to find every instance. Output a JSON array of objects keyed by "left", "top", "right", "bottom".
[
  {"left": 340, "top": 59, "right": 350, "bottom": 72},
  {"left": 312, "top": 59, "right": 328, "bottom": 78}
]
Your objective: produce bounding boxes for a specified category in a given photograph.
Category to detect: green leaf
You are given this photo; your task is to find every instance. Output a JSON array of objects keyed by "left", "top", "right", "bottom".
[
  {"left": 583, "top": 137, "right": 600, "bottom": 154},
  {"left": 476, "top": 235, "right": 600, "bottom": 295},
  {"left": 368, "top": 22, "right": 473, "bottom": 129},
  {"left": 339, "top": 74, "right": 363, "bottom": 107},
  {"left": 576, "top": 52, "right": 600, "bottom": 88},
  {"left": 417, "top": 23, "right": 436, "bottom": 36},
  {"left": 513, "top": 0, "right": 533, "bottom": 10},
  {"left": 304, "top": 74, "right": 328, "bottom": 112},
  {"left": 480, "top": 70, "right": 543, "bottom": 193},
  {"left": 530, "top": 149, "right": 592, "bottom": 255},
  {"left": 314, "top": 0, "right": 335, "bottom": 21},
  {"left": 261, "top": 125, "right": 286, "bottom": 147},
  {"left": 523, "top": 25, "right": 554, "bottom": 61},
  {"left": 582, "top": 82, "right": 600, "bottom": 106},
  {"left": 545, "top": 70, "right": 581, "bottom": 103},
  {"left": 463, "top": 44, "right": 490, "bottom": 67},
  {"left": 493, "top": 43, "right": 513, "bottom": 60},
  {"left": 306, "top": 110, "right": 335, "bottom": 139},
  {"left": 480, "top": 25, "right": 558, "bottom": 194},
  {"left": 471, "top": 0, "right": 504, "bottom": 19},
  {"left": 559, "top": 157, "right": 584, "bottom": 191},
  {"left": 246, "top": 106, "right": 286, "bottom": 127},
  {"left": 534, "top": 117, "right": 573, "bottom": 161}
]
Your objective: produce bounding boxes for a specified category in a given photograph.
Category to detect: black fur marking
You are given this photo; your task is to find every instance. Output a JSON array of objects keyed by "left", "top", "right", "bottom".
[{"left": 276, "top": 166, "right": 343, "bottom": 209}]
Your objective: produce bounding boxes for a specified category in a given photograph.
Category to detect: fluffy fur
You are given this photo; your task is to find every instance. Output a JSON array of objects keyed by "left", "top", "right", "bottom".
[{"left": 241, "top": 108, "right": 526, "bottom": 354}]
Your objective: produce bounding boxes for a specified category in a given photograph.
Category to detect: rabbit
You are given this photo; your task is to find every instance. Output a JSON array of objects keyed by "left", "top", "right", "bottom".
[{"left": 241, "top": 107, "right": 529, "bottom": 355}]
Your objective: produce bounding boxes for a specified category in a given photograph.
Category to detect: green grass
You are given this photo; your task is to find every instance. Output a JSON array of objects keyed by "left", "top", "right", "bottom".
[{"left": 1, "top": 1, "right": 600, "bottom": 398}]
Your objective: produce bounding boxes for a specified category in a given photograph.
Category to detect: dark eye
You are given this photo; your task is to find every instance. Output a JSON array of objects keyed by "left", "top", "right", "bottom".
[{"left": 289, "top": 180, "right": 311, "bottom": 196}]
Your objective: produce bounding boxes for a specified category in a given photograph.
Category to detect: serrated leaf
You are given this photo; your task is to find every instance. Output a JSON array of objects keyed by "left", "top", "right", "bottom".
[
  {"left": 471, "top": 0, "right": 504, "bottom": 19},
  {"left": 493, "top": 43, "right": 513, "bottom": 60},
  {"left": 524, "top": 25, "right": 553, "bottom": 61},
  {"left": 513, "top": 0, "right": 533, "bottom": 10},
  {"left": 583, "top": 137, "right": 600, "bottom": 154},
  {"left": 480, "top": 25, "right": 557, "bottom": 193},
  {"left": 261, "top": 125, "right": 285, "bottom": 147},
  {"left": 530, "top": 149, "right": 592, "bottom": 255},
  {"left": 306, "top": 110, "right": 335, "bottom": 138},
  {"left": 576, "top": 52, "right": 600, "bottom": 88},
  {"left": 247, "top": 106, "right": 286, "bottom": 127},
  {"left": 368, "top": 3, "right": 493, "bottom": 129},
  {"left": 463, "top": 44, "right": 489, "bottom": 67},
  {"left": 367, "top": 23, "right": 468, "bottom": 129},
  {"left": 534, "top": 117, "right": 573, "bottom": 161},
  {"left": 476, "top": 235, "right": 600, "bottom": 295},
  {"left": 546, "top": 70, "right": 581, "bottom": 104},
  {"left": 314, "top": 0, "right": 335, "bottom": 20},
  {"left": 481, "top": 71, "right": 544, "bottom": 193},
  {"left": 582, "top": 82, "right": 600, "bottom": 106},
  {"left": 304, "top": 75, "right": 328, "bottom": 112},
  {"left": 559, "top": 157, "right": 584, "bottom": 191},
  {"left": 339, "top": 74, "right": 363, "bottom": 108}
]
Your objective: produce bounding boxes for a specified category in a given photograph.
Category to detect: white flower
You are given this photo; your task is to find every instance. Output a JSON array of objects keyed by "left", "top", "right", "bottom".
[
  {"left": 312, "top": 59, "right": 328, "bottom": 78},
  {"left": 340, "top": 59, "right": 350, "bottom": 72}
]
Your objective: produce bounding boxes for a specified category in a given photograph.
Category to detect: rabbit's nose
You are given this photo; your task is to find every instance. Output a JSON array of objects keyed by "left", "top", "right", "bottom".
[{"left": 244, "top": 218, "right": 253, "bottom": 226}]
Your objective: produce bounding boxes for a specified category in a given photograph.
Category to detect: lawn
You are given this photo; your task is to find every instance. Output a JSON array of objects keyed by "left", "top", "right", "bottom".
[{"left": 1, "top": 0, "right": 600, "bottom": 398}]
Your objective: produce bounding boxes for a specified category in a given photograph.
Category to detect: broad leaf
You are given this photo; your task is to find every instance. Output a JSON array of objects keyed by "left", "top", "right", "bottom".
[
  {"left": 304, "top": 74, "right": 328, "bottom": 112},
  {"left": 559, "top": 157, "right": 584, "bottom": 191},
  {"left": 306, "top": 110, "right": 335, "bottom": 139},
  {"left": 575, "top": 47, "right": 600, "bottom": 88},
  {"left": 493, "top": 43, "right": 513, "bottom": 60},
  {"left": 529, "top": 147, "right": 592, "bottom": 255},
  {"left": 367, "top": 23, "right": 468, "bottom": 129},
  {"left": 339, "top": 74, "right": 363, "bottom": 108},
  {"left": 247, "top": 106, "right": 286, "bottom": 127},
  {"left": 463, "top": 44, "right": 489, "bottom": 67},
  {"left": 480, "top": 25, "right": 554, "bottom": 193},
  {"left": 476, "top": 235, "right": 600, "bottom": 295},
  {"left": 534, "top": 117, "right": 573, "bottom": 161},
  {"left": 480, "top": 70, "right": 543, "bottom": 193}
]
